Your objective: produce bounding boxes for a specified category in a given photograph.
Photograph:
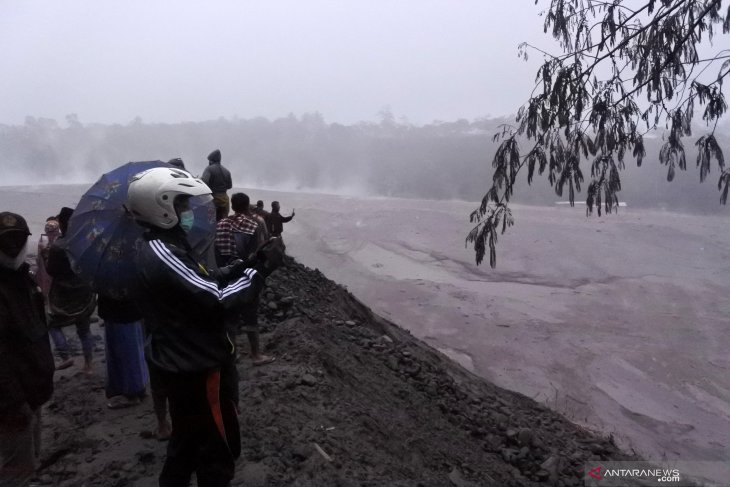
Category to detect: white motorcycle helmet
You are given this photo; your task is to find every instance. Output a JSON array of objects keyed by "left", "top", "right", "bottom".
[{"left": 127, "top": 167, "right": 212, "bottom": 229}]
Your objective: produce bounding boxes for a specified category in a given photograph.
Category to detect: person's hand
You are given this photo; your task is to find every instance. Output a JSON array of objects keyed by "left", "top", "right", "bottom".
[{"left": 220, "top": 259, "right": 247, "bottom": 281}]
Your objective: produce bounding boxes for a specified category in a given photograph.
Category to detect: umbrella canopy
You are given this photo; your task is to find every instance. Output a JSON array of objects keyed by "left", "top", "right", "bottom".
[{"left": 61, "top": 161, "right": 216, "bottom": 299}]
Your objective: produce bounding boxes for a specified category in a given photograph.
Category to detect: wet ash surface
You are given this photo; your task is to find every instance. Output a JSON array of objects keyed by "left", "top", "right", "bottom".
[{"left": 37, "top": 257, "right": 637, "bottom": 487}]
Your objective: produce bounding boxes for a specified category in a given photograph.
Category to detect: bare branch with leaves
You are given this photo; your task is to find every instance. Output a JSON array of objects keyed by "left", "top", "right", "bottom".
[{"left": 467, "top": 0, "right": 729, "bottom": 267}]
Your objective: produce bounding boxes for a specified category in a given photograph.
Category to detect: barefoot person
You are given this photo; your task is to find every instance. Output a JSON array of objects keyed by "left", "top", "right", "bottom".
[
  {"left": 215, "top": 192, "right": 275, "bottom": 366},
  {"left": 145, "top": 368, "right": 172, "bottom": 441},
  {"left": 46, "top": 207, "right": 95, "bottom": 373},
  {"left": 98, "top": 295, "right": 149, "bottom": 409},
  {"left": 127, "top": 167, "right": 283, "bottom": 486},
  {"left": 0, "top": 212, "right": 55, "bottom": 486}
]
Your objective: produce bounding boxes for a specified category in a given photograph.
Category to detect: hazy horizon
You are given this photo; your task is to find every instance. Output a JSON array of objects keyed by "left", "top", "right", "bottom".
[
  {"left": 1, "top": 1, "right": 728, "bottom": 214},
  {"left": 1, "top": 113, "right": 728, "bottom": 216}
]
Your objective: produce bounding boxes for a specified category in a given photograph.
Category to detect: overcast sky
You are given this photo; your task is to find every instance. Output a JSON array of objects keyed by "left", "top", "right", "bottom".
[{"left": 0, "top": 1, "right": 555, "bottom": 126}]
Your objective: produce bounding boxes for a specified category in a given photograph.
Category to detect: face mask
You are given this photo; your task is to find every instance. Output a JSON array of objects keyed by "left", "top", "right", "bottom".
[
  {"left": 179, "top": 210, "right": 194, "bottom": 233},
  {"left": 0, "top": 242, "right": 28, "bottom": 270}
]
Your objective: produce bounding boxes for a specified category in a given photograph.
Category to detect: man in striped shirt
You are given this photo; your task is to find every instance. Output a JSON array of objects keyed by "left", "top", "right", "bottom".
[
  {"left": 215, "top": 192, "right": 276, "bottom": 366},
  {"left": 215, "top": 193, "right": 268, "bottom": 267}
]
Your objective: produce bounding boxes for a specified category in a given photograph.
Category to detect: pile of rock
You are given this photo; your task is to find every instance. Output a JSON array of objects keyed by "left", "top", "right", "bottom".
[{"left": 37, "top": 256, "right": 643, "bottom": 487}]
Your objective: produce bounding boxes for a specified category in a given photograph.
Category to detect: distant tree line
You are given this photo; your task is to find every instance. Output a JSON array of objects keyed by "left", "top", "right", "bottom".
[
  {"left": 0, "top": 112, "right": 726, "bottom": 213},
  {"left": 0, "top": 113, "right": 503, "bottom": 199}
]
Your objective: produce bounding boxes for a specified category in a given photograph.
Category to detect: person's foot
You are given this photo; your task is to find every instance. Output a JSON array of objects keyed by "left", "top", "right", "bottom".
[
  {"left": 252, "top": 354, "right": 276, "bottom": 366},
  {"left": 55, "top": 358, "right": 74, "bottom": 370},
  {"left": 81, "top": 356, "right": 94, "bottom": 373},
  {"left": 107, "top": 396, "right": 140, "bottom": 409}
]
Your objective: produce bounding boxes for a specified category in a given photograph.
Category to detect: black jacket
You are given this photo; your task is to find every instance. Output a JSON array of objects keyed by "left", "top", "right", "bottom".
[
  {"left": 135, "top": 227, "right": 264, "bottom": 373},
  {"left": 0, "top": 264, "right": 54, "bottom": 414},
  {"left": 201, "top": 162, "right": 232, "bottom": 194},
  {"left": 46, "top": 242, "right": 95, "bottom": 327},
  {"left": 266, "top": 211, "right": 293, "bottom": 237}
]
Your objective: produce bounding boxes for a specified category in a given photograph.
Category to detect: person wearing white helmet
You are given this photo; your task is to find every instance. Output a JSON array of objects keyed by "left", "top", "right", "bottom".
[{"left": 127, "top": 167, "right": 283, "bottom": 487}]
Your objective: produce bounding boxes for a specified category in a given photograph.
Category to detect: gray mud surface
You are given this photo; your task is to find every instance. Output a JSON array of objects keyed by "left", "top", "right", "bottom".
[{"left": 35, "top": 258, "right": 636, "bottom": 487}]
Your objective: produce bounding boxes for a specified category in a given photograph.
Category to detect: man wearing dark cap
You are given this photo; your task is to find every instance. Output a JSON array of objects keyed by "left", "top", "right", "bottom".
[
  {"left": 0, "top": 212, "right": 55, "bottom": 486},
  {"left": 251, "top": 200, "right": 270, "bottom": 221},
  {"left": 267, "top": 201, "right": 295, "bottom": 240},
  {"left": 201, "top": 149, "right": 233, "bottom": 221}
]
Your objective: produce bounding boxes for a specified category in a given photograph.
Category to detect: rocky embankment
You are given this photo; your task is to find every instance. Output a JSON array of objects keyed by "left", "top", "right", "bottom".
[{"left": 36, "top": 257, "right": 636, "bottom": 487}]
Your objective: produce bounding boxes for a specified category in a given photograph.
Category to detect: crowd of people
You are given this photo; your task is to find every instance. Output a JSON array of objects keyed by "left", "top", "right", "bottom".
[{"left": 0, "top": 151, "right": 296, "bottom": 487}]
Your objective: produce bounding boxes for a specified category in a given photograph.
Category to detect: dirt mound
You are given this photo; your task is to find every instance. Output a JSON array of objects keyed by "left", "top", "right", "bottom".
[{"left": 34, "top": 257, "right": 636, "bottom": 487}]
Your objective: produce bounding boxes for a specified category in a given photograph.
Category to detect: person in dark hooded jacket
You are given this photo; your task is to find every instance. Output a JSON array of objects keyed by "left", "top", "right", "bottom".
[
  {"left": 127, "top": 167, "right": 283, "bottom": 487},
  {"left": 0, "top": 212, "right": 55, "bottom": 486},
  {"left": 201, "top": 149, "right": 233, "bottom": 221}
]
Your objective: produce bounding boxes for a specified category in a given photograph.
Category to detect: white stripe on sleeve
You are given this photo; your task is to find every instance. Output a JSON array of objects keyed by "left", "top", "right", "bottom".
[
  {"left": 149, "top": 239, "right": 258, "bottom": 302},
  {"left": 149, "top": 240, "right": 221, "bottom": 297}
]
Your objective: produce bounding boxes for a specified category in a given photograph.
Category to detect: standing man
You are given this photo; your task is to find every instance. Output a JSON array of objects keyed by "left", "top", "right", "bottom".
[
  {"left": 215, "top": 193, "right": 268, "bottom": 267},
  {"left": 201, "top": 149, "right": 233, "bottom": 221},
  {"left": 0, "top": 212, "right": 55, "bottom": 487},
  {"left": 267, "top": 201, "right": 295, "bottom": 239},
  {"left": 127, "top": 167, "right": 283, "bottom": 487},
  {"left": 251, "top": 200, "right": 270, "bottom": 221},
  {"left": 47, "top": 207, "right": 96, "bottom": 373},
  {"left": 35, "top": 217, "right": 61, "bottom": 300},
  {"left": 215, "top": 193, "right": 275, "bottom": 366}
]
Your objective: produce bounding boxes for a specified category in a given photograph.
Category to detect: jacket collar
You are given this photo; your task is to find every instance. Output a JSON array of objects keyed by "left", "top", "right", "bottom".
[{"left": 144, "top": 226, "right": 192, "bottom": 251}]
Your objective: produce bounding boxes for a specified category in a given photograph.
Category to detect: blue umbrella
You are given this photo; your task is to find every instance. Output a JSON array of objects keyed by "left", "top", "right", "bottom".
[{"left": 61, "top": 161, "right": 216, "bottom": 299}]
